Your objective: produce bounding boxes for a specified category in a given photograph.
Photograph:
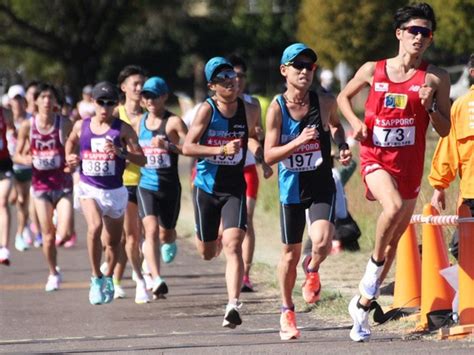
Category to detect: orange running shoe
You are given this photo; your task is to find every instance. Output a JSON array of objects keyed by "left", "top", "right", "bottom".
[
  {"left": 279, "top": 310, "right": 300, "bottom": 340},
  {"left": 302, "top": 271, "right": 321, "bottom": 304}
]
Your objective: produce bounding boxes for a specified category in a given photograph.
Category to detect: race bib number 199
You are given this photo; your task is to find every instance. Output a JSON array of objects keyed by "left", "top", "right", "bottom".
[{"left": 204, "top": 137, "right": 243, "bottom": 166}]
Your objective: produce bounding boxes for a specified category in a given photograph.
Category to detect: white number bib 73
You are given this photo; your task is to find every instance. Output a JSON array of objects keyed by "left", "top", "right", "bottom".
[
  {"left": 373, "top": 126, "right": 415, "bottom": 147},
  {"left": 282, "top": 140, "right": 322, "bottom": 172},
  {"left": 32, "top": 150, "right": 61, "bottom": 170}
]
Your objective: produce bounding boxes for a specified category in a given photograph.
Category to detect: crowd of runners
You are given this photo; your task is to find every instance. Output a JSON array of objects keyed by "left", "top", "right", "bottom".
[{"left": 1, "top": 1, "right": 469, "bottom": 342}]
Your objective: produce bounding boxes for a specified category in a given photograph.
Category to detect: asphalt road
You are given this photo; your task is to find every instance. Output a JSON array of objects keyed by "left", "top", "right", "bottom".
[{"left": 1, "top": 210, "right": 474, "bottom": 354}]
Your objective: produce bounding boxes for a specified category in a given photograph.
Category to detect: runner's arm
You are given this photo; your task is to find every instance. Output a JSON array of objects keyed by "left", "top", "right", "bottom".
[
  {"left": 337, "top": 61, "right": 375, "bottom": 141},
  {"left": 65, "top": 120, "right": 82, "bottom": 169},
  {"left": 165, "top": 115, "right": 188, "bottom": 155},
  {"left": 121, "top": 123, "right": 146, "bottom": 166},
  {"left": 425, "top": 68, "right": 451, "bottom": 137},
  {"left": 182, "top": 102, "right": 227, "bottom": 157},
  {"left": 327, "top": 96, "right": 352, "bottom": 165},
  {"left": 13, "top": 120, "right": 31, "bottom": 165},
  {"left": 246, "top": 102, "right": 273, "bottom": 178}
]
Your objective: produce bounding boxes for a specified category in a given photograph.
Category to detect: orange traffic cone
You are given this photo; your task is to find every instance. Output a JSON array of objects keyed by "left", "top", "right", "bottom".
[
  {"left": 458, "top": 204, "right": 474, "bottom": 325},
  {"left": 392, "top": 223, "right": 421, "bottom": 309},
  {"left": 418, "top": 203, "right": 455, "bottom": 330}
]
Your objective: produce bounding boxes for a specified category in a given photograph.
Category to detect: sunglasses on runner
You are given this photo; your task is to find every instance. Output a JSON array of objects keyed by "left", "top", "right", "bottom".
[
  {"left": 212, "top": 70, "right": 238, "bottom": 83},
  {"left": 285, "top": 60, "right": 317, "bottom": 71},
  {"left": 402, "top": 25, "right": 433, "bottom": 39},
  {"left": 96, "top": 99, "right": 117, "bottom": 107},
  {"left": 141, "top": 91, "right": 160, "bottom": 100}
]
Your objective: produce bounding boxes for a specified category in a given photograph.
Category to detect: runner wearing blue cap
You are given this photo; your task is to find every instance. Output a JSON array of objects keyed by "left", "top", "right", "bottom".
[
  {"left": 183, "top": 56, "right": 265, "bottom": 329},
  {"left": 137, "top": 76, "right": 188, "bottom": 301},
  {"left": 265, "top": 43, "right": 351, "bottom": 340}
]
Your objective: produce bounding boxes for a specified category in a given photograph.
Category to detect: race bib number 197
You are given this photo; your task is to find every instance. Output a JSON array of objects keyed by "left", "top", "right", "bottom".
[{"left": 282, "top": 139, "right": 322, "bottom": 172}]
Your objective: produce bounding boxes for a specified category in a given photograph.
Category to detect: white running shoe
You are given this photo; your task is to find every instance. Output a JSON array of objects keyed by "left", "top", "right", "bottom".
[
  {"left": 0, "top": 247, "right": 10, "bottom": 266},
  {"left": 100, "top": 262, "right": 109, "bottom": 275},
  {"left": 359, "top": 259, "right": 383, "bottom": 300},
  {"left": 113, "top": 282, "right": 126, "bottom": 299},
  {"left": 143, "top": 273, "right": 154, "bottom": 291},
  {"left": 222, "top": 301, "right": 243, "bottom": 329},
  {"left": 348, "top": 295, "right": 371, "bottom": 342},
  {"left": 135, "top": 279, "right": 150, "bottom": 304},
  {"left": 22, "top": 227, "right": 33, "bottom": 246},
  {"left": 45, "top": 274, "right": 61, "bottom": 292},
  {"left": 15, "top": 234, "right": 29, "bottom": 252}
]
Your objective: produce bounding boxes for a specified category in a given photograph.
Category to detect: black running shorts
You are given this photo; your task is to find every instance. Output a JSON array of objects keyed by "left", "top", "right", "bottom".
[{"left": 137, "top": 185, "right": 181, "bottom": 229}]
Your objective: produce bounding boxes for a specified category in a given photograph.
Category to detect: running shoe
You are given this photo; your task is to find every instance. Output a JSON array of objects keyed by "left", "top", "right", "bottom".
[
  {"left": 241, "top": 275, "right": 254, "bottom": 292},
  {"left": 143, "top": 273, "right": 154, "bottom": 291},
  {"left": 103, "top": 276, "right": 115, "bottom": 304},
  {"left": 33, "top": 234, "right": 43, "bottom": 248},
  {"left": 63, "top": 233, "right": 77, "bottom": 248},
  {"left": 302, "top": 271, "right": 321, "bottom": 304},
  {"left": 135, "top": 279, "right": 150, "bottom": 304},
  {"left": 15, "top": 234, "right": 28, "bottom": 252},
  {"left": 279, "top": 310, "right": 300, "bottom": 340},
  {"left": 348, "top": 295, "right": 371, "bottom": 342},
  {"left": 100, "top": 262, "right": 109, "bottom": 275},
  {"left": 359, "top": 259, "right": 383, "bottom": 300},
  {"left": 161, "top": 242, "right": 177, "bottom": 264},
  {"left": 152, "top": 277, "right": 168, "bottom": 299},
  {"left": 89, "top": 276, "right": 104, "bottom": 305},
  {"left": 113, "top": 280, "right": 126, "bottom": 299},
  {"left": 55, "top": 236, "right": 65, "bottom": 247},
  {"left": 222, "top": 301, "right": 242, "bottom": 329},
  {"left": 45, "top": 273, "right": 61, "bottom": 292},
  {"left": 22, "top": 227, "right": 33, "bottom": 246},
  {"left": 0, "top": 247, "right": 10, "bottom": 266}
]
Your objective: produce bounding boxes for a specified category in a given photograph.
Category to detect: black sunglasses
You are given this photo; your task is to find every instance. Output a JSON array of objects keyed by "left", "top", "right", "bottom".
[
  {"left": 286, "top": 60, "right": 317, "bottom": 71},
  {"left": 212, "top": 70, "right": 238, "bottom": 83},
  {"left": 96, "top": 99, "right": 117, "bottom": 107},
  {"left": 402, "top": 25, "right": 433, "bottom": 39},
  {"left": 141, "top": 91, "right": 159, "bottom": 100}
]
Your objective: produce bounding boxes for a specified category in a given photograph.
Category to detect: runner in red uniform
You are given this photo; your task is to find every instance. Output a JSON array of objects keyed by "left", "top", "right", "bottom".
[{"left": 337, "top": 2, "right": 451, "bottom": 342}]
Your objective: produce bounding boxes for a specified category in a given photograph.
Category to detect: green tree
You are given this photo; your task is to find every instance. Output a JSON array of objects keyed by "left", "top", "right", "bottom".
[
  {"left": 0, "top": 0, "right": 137, "bottom": 91},
  {"left": 297, "top": 0, "right": 406, "bottom": 69}
]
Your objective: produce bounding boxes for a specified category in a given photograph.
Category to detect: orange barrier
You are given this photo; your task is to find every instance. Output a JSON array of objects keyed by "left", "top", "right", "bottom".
[
  {"left": 418, "top": 204, "right": 455, "bottom": 330},
  {"left": 440, "top": 204, "right": 474, "bottom": 339},
  {"left": 392, "top": 223, "right": 421, "bottom": 309}
]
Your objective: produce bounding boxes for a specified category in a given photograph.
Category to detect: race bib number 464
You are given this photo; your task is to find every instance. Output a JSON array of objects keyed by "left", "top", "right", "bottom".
[
  {"left": 282, "top": 139, "right": 322, "bottom": 172},
  {"left": 32, "top": 149, "right": 61, "bottom": 170}
]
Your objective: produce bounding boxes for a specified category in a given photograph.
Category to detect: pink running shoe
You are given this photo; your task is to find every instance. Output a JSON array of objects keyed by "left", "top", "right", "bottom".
[{"left": 64, "top": 234, "right": 77, "bottom": 248}]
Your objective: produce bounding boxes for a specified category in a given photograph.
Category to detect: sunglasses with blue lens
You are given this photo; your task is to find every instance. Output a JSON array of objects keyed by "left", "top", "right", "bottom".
[{"left": 212, "top": 70, "right": 238, "bottom": 83}]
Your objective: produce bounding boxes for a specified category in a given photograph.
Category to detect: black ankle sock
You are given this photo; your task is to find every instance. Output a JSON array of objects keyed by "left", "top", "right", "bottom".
[
  {"left": 371, "top": 256, "right": 385, "bottom": 267},
  {"left": 356, "top": 298, "right": 370, "bottom": 312},
  {"left": 281, "top": 305, "right": 295, "bottom": 313}
]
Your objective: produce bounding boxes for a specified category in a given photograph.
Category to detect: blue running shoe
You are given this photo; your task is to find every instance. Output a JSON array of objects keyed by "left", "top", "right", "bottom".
[
  {"left": 161, "top": 242, "right": 177, "bottom": 264},
  {"left": 103, "top": 276, "right": 115, "bottom": 304},
  {"left": 89, "top": 277, "right": 104, "bottom": 305},
  {"left": 33, "top": 234, "right": 43, "bottom": 248}
]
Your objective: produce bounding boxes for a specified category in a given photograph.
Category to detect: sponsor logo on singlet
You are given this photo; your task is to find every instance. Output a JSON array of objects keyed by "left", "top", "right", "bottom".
[
  {"left": 384, "top": 93, "right": 408, "bottom": 109},
  {"left": 374, "top": 82, "right": 389, "bottom": 92}
]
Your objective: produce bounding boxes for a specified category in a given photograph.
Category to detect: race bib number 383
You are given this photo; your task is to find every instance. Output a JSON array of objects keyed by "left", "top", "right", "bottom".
[
  {"left": 82, "top": 151, "right": 116, "bottom": 176},
  {"left": 282, "top": 139, "right": 322, "bottom": 172}
]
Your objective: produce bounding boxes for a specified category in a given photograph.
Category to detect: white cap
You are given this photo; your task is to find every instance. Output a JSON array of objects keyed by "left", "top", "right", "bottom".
[{"left": 7, "top": 85, "right": 26, "bottom": 100}]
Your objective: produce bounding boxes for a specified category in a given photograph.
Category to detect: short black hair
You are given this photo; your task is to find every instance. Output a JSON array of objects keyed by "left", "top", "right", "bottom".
[
  {"left": 25, "top": 80, "right": 39, "bottom": 92},
  {"left": 393, "top": 2, "right": 436, "bottom": 32},
  {"left": 228, "top": 54, "right": 247, "bottom": 72},
  {"left": 117, "top": 65, "right": 146, "bottom": 86},
  {"left": 33, "top": 83, "right": 59, "bottom": 101},
  {"left": 469, "top": 53, "right": 474, "bottom": 69}
]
